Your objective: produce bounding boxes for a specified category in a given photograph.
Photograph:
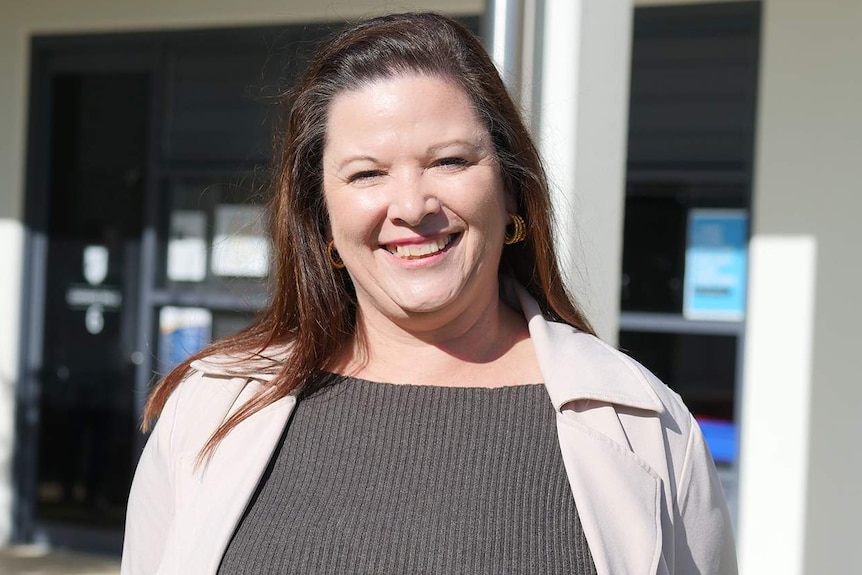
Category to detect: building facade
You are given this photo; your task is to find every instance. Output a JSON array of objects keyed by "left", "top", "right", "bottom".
[{"left": 0, "top": 0, "right": 859, "bottom": 572}]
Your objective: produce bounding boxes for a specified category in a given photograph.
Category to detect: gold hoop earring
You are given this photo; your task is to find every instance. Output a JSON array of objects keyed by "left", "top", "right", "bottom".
[
  {"left": 327, "top": 240, "right": 345, "bottom": 269},
  {"left": 504, "top": 213, "right": 527, "bottom": 245}
]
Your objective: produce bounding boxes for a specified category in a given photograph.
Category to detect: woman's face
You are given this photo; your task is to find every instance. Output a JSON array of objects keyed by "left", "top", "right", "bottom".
[{"left": 322, "top": 74, "right": 511, "bottom": 329}]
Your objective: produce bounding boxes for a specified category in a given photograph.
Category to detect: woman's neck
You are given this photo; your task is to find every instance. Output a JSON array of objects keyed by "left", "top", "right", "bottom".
[{"left": 333, "top": 292, "right": 542, "bottom": 388}]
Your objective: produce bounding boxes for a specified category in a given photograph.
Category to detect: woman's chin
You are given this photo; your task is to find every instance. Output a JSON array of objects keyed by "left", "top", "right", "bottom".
[
  {"left": 362, "top": 286, "right": 465, "bottom": 322},
  {"left": 391, "top": 293, "right": 460, "bottom": 317},
  {"left": 353, "top": 271, "right": 500, "bottom": 329}
]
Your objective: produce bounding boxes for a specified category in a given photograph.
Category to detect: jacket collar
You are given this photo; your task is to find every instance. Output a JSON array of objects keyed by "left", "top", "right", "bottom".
[
  {"left": 504, "top": 279, "right": 663, "bottom": 414},
  {"left": 191, "top": 279, "right": 662, "bottom": 414}
]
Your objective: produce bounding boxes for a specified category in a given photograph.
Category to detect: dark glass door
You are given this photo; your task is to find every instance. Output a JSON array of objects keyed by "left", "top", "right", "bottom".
[{"left": 33, "top": 71, "right": 148, "bottom": 544}]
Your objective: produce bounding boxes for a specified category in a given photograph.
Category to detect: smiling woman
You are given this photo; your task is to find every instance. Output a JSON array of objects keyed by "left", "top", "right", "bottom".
[{"left": 121, "top": 12, "right": 737, "bottom": 575}]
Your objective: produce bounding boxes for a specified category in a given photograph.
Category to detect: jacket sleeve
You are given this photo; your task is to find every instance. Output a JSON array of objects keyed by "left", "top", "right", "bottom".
[
  {"left": 120, "top": 378, "right": 185, "bottom": 575},
  {"left": 674, "top": 415, "right": 739, "bottom": 574}
]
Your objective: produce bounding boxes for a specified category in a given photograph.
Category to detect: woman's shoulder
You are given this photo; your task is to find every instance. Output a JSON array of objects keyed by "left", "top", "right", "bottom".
[
  {"left": 542, "top": 324, "right": 736, "bottom": 572},
  {"left": 545, "top": 324, "right": 719, "bottom": 492},
  {"left": 154, "top": 344, "right": 291, "bottom": 454}
]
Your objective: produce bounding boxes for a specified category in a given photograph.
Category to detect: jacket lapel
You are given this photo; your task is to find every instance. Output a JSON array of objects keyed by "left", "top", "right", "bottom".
[
  {"left": 556, "top": 409, "right": 663, "bottom": 575},
  {"left": 508, "top": 281, "right": 662, "bottom": 413}
]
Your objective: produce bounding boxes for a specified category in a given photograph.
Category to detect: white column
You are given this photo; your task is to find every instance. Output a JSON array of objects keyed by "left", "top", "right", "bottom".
[
  {"left": 738, "top": 236, "right": 816, "bottom": 575},
  {"left": 533, "top": 0, "right": 632, "bottom": 343}
]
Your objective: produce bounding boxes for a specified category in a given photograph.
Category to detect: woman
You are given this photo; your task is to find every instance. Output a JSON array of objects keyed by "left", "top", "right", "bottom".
[{"left": 122, "top": 12, "right": 736, "bottom": 575}]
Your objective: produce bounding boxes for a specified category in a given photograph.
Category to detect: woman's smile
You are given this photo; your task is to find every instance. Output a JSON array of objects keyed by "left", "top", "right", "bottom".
[{"left": 382, "top": 233, "right": 457, "bottom": 260}]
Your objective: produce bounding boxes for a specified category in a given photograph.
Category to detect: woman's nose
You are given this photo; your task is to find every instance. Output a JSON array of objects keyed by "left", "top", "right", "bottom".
[{"left": 387, "top": 173, "right": 441, "bottom": 226}]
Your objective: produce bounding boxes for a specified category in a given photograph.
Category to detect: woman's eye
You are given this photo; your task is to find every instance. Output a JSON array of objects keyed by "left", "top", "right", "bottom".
[
  {"left": 347, "top": 170, "right": 384, "bottom": 183},
  {"left": 435, "top": 157, "right": 470, "bottom": 169}
]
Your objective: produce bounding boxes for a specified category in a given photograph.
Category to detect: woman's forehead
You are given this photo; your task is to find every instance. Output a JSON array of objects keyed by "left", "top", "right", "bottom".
[{"left": 323, "top": 74, "right": 488, "bottom": 150}]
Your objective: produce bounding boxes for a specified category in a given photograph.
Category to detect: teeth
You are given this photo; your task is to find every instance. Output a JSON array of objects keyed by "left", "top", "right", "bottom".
[{"left": 389, "top": 235, "right": 454, "bottom": 259}]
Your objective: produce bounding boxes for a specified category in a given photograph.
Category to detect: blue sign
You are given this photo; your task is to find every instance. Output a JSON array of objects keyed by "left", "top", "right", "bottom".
[
  {"left": 683, "top": 210, "right": 748, "bottom": 321},
  {"left": 158, "top": 307, "right": 212, "bottom": 375},
  {"left": 696, "top": 418, "right": 737, "bottom": 463}
]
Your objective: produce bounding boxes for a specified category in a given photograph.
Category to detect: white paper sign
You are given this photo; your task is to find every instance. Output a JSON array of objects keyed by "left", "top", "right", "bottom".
[
  {"left": 211, "top": 205, "right": 269, "bottom": 278},
  {"left": 167, "top": 210, "right": 207, "bottom": 282}
]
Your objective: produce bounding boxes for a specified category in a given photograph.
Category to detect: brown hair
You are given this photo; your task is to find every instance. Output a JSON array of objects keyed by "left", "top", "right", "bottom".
[{"left": 143, "top": 12, "right": 594, "bottom": 458}]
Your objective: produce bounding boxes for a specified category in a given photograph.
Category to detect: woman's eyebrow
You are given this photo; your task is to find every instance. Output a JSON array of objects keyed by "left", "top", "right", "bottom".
[
  {"left": 426, "top": 138, "right": 484, "bottom": 155},
  {"left": 334, "top": 154, "right": 380, "bottom": 171}
]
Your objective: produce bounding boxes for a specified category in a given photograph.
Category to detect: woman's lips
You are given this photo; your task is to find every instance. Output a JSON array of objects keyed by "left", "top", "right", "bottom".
[{"left": 383, "top": 234, "right": 456, "bottom": 259}]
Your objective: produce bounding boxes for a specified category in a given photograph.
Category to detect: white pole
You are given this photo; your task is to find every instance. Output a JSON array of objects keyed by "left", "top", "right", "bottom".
[{"left": 485, "top": 0, "right": 523, "bottom": 96}]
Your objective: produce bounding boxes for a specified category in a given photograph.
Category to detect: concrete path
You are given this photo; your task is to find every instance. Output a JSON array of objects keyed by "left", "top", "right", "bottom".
[{"left": 0, "top": 546, "right": 119, "bottom": 575}]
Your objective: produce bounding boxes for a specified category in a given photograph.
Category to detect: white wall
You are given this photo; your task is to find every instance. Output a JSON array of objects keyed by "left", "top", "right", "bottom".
[
  {"left": 739, "top": 0, "right": 862, "bottom": 573},
  {"left": 0, "top": 0, "right": 482, "bottom": 546},
  {"left": 0, "top": 11, "right": 31, "bottom": 547},
  {"left": 0, "top": 221, "right": 23, "bottom": 547}
]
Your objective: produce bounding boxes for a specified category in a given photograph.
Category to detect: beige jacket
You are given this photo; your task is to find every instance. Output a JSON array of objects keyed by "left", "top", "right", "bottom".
[{"left": 122, "top": 283, "right": 737, "bottom": 574}]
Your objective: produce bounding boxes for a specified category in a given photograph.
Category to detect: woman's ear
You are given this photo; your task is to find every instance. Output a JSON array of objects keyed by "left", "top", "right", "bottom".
[
  {"left": 322, "top": 216, "right": 333, "bottom": 242},
  {"left": 504, "top": 184, "right": 519, "bottom": 214}
]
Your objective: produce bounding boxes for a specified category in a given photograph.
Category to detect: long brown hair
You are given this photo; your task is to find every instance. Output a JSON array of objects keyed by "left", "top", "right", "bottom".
[{"left": 143, "top": 12, "right": 594, "bottom": 458}]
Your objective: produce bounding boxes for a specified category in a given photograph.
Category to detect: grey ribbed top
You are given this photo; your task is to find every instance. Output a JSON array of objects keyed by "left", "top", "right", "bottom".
[{"left": 218, "top": 374, "right": 597, "bottom": 575}]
